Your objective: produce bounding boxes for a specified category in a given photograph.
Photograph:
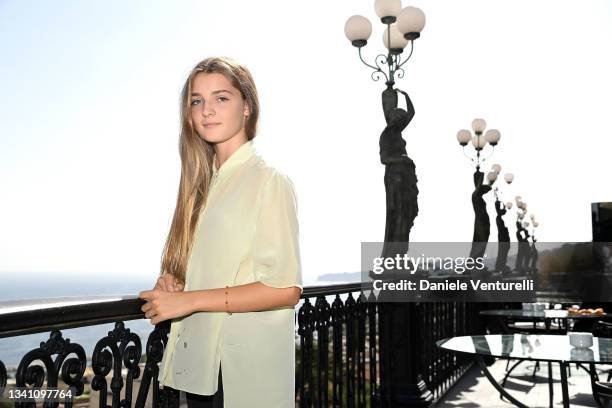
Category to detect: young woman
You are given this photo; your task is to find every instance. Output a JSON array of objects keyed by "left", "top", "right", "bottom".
[{"left": 138, "top": 56, "right": 303, "bottom": 408}]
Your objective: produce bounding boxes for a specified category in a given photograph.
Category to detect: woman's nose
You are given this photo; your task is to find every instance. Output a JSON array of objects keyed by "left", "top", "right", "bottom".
[{"left": 202, "top": 104, "right": 215, "bottom": 117}]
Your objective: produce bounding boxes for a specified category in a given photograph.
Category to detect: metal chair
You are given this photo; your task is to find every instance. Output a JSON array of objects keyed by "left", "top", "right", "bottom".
[{"left": 589, "top": 321, "right": 612, "bottom": 407}]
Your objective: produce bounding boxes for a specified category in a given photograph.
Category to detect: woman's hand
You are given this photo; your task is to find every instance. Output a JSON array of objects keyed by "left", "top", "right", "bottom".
[
  {"left": 138, "top": 289, "right": 194, "bottom": 325},
  {"left": 154, "top": 273, "right": 185, "bottom": 292}
]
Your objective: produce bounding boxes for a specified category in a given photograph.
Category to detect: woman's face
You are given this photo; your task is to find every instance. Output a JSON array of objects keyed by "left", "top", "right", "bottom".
[{"left": 189, "top": 72, "right": 249, "bottom": 144}]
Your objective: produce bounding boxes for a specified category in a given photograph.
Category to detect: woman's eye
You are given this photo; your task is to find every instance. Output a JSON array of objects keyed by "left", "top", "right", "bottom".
[
  {"left": 190, "top": 99, "right": 201, "bottom": 106},
  {"left": 217, "top": 96, "right": 228, "bottom": 102}
]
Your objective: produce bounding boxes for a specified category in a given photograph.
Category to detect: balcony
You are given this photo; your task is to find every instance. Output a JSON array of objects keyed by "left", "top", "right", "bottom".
[{"left": 0, "top": 283, "right": 482, "bottom": 407}]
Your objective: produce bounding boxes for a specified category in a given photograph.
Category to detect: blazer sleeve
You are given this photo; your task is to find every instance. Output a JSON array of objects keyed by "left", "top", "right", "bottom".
[{"left": 252, "top": 171, "right": 303, "bottom": 294}]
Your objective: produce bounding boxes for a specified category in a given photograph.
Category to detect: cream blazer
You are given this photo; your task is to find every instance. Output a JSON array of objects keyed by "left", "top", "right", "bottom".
[{"left": 157, "top": 140, "right": 303, "bottom": 407}]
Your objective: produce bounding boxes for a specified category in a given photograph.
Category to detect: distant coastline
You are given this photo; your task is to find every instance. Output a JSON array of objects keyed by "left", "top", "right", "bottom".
[{"left": 316, "top": 271, "right": 362, "bottom": 282}]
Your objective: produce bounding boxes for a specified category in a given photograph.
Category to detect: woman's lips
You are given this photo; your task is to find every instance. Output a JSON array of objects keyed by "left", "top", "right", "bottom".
[{"left": 204, "top": 123, "right": 220, "bottom": 128}]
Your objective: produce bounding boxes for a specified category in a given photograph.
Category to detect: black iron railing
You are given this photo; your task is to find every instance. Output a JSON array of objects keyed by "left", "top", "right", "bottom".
[
  {"left": 297, "top": 285, "right": 483, "bottom": 407},
  {"left": 0, "top": 285, "right": 482, "bottom": 408}
]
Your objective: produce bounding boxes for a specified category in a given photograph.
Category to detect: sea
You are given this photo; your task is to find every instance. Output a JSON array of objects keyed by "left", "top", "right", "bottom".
[{"left": 0, "top": 273, "right": 345, "bottom": 369}]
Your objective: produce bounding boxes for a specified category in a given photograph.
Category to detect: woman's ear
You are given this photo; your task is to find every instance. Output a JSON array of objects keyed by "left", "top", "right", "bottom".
[{"left": 244, "top": 104, "right": 250, "bottom": 117}]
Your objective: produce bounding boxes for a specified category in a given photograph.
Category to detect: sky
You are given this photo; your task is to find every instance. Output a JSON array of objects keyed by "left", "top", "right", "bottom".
[{"left": 1, "top": 0, "right": 611, "bottom": 285}]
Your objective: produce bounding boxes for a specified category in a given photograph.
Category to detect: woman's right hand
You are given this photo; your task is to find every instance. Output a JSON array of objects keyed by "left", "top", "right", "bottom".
[{"left": 155, "top": 273, "right": 185, "bottom": 292}]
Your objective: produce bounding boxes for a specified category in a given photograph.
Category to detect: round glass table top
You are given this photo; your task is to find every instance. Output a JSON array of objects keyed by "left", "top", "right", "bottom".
[
  {"left": 480, "top": 309, "right": 608, "bottom": 319},
  {"left": 437, "top": 334, "right": 612, "bottom": 364}
]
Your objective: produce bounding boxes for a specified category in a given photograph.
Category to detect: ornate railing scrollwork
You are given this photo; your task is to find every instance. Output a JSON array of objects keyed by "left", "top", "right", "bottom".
[
  {"left": 91, "top": 322, "right": 141, "bottom": 408},
  {"left": 297, "top": 297, "right": 315, "bottom": 407},
  {"left": 134, "top": 320, "right": 175, "bottom": 408},
  {"left": 15, "top": 330, "right": 86, "bottom": 408},
  {"left": 0, "top": 359, "right": 6, "bottom": 396}
]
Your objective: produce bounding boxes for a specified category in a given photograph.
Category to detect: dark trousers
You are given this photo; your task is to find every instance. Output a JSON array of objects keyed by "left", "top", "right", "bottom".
[{"left": 185, "top": 365, "right": 224, "bottom": 408}]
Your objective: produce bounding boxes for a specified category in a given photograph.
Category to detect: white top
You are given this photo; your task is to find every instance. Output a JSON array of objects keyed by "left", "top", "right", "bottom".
[{"left": 157, "top": 140, "right": 303, "bottom": 407}]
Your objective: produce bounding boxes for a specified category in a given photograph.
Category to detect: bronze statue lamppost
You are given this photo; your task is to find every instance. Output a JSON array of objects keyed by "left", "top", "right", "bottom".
[
  {"left": 492, "top": 167, "right": 515, "bottom": 275},
  {"left": 456, "top": 119, "right": 502, "bottom": 264},
  {"left": 345, "top": 2, "right": 425, "bottom": 262},
  {"left": 344, "top": 2, "right": 431, "bottom": 407},
  {"left": 514, "top": 196, "right": 530, "bottom": 274},
  {"left": 520, "top": 219, "right": 533, "bottom": 274},
  {"left": 527, "top": 214, "right": 540, "bottom": 276}
]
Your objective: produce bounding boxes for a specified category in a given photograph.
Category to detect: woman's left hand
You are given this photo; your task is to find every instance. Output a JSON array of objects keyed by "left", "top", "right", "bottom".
[{"left": 138, "top": 289, "right": 194, "bottom": 325}]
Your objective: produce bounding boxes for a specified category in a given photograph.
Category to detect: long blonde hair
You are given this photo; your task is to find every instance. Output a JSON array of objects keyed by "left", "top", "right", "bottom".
[{"left": 160, "top": 57, "right": 260, "bottom": 284}]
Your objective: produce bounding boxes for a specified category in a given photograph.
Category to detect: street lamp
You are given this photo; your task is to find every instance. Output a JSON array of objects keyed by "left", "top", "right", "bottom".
[
  {"left": 492, "top": 165, "right": 514, "bottom": 275},
  {"left": 514, "top": 196, "right": 532, "bottom": 274},
  {"left": 344, "top": 1, "right": 425, "bottom": 86},
  {"left": 344, "top": 0, "right": 426, "bottom": 253},
  {"left": 345, "top": 2, "right": 431, "bottom": 407},
  {"left": 526, "top": 215, "right": 540, "bottom": 275},
  {"left": 492, "top": 166, "right": 514, "bottom": 204},
  {"left": 456, "top": 118, "right": 501, "bottom": 171},
  {"left": 459, "top": 119, "right": 502, "bottom": 260},
  {"left": 530, "top": 214, "right": 540, "bottom": 239}
]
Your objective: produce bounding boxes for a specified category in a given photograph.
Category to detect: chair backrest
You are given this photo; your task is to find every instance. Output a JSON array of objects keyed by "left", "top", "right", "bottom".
[{"left": 592, "top": 320, "right": 612, "bottom": 338}]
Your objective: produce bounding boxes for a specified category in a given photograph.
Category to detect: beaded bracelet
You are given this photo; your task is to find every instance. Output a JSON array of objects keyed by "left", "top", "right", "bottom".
[{"left": 225, "top": 285, "right": 232, "bottom": 315}]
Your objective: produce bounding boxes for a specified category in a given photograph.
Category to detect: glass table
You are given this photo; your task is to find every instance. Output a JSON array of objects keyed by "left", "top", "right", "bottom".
[
  {"left": 437, "top": 334, "right": 612, "bottom": 408},
  {"left": 481, "top": 309, "right": 609, "bottom": 333},
  {"left": 481, "top": 309, "right": 608, "bottom": 321},
  {"left": 480, "top": 305, "right": 612, "bottom": 384}
]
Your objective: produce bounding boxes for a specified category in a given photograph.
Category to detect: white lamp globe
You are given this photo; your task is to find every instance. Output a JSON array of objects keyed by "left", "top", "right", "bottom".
[
  {"left": 491, "top": 163, "right": 501, "bottom": 174},
  {"left": 485, "top": 129, "right": 501, "bottom": 146},
  {"left": 375, "top": 0, "right": 402, "bottom": 19},
  {"left": 471, "top": 134, "right": 486, "bottom": 150},
  {"left": 345, "top": 15, "right": 372, "bottom": 45},
  {"left": 397, "top": 6, "right": 426, "bottom": 40},
  {"left": 383, "top": 24, "right": 409, "bottom": 50},
  {"left": 523, "top": 221, "right": 530, "bottom": 228},
  {"left": 504, "top": 173, "right": 514, "bottom": 184},
  {"left": 505, "top": 202, "right": 513, "bottom": 209},
  {"left": 472, "top": 118, "right": 487, "bottom": 135},
  {"left": 534, "top": 221, "right": 540, "bottom": 227},
  {"left": 456, "top": 129, "right": 471, "bottom": 146},
  {"left": 487, "top": 172, "right": 498, "bottom": 183}
]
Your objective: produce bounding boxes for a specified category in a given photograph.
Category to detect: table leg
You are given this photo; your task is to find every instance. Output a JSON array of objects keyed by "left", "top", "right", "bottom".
[
  {"left": 559, "top": 361, "right": 570, "bottom": 408},
  {"left": 476, "top": 356, "right": 529, "bottom": 408},
  {"left": 548, "top": 362, "right": 554, "bottom": 408},
  {"left": 502, "top": 360, "right": 525, "bottom": 390}
]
